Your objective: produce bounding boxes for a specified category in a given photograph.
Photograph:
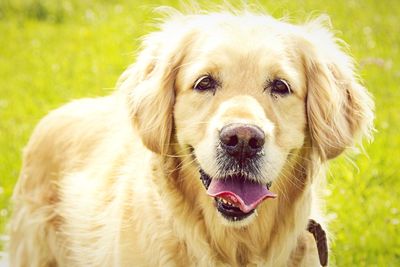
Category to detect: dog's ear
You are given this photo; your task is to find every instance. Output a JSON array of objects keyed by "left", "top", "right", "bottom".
[
  {"left": 298, "top": 18, "right": 374, "bottom": 160},
  {"left": 119, "top": 17, "right": 194, "bottom": 155}
]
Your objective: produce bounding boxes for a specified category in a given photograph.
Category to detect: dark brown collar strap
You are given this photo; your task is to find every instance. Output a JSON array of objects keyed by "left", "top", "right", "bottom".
[{"left": 307, "top": 219, "right": 328, "bottom": 266}]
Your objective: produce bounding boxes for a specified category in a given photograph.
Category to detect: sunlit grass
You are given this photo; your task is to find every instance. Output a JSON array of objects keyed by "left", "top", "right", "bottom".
[{"left": 1, "top": 0, "right": 399, "bottom": 265}]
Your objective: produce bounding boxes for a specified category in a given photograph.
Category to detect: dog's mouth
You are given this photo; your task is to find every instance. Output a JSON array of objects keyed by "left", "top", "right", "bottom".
[{"left": 200, "top": 169, "right": 277, "bottom": 221}]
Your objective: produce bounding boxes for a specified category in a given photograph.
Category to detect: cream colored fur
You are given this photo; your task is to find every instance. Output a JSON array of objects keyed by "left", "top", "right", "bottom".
[{"left": 8, "top": 9, "right": 374, "bottom": 267}]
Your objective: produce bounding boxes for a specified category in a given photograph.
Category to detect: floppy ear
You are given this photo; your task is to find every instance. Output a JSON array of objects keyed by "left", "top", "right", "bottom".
[
  {"left": 119, "top": 17, "right": 194, "bottom": 155},
  {"left": 299, "top": 18, "right": 374, "bottom": 160}
]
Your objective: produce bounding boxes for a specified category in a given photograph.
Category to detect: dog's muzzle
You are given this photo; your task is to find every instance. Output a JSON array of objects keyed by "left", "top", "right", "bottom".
[{"left": 196, "top": 123, "right": 277, "bottom": 221}]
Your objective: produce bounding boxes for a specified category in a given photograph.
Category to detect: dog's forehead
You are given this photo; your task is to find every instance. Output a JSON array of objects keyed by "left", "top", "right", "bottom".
[
  {"left": 183, "top": 30, "right": 288, "bottom": 73},
  {"left": 177, "top": 29, "right": 304, "bottom": 96},
  {"left": 194, "top": 20, "right": 288, "bottom": 56},
  {"left": 170, "top": 14, "right": 307, "bottom": 96}
]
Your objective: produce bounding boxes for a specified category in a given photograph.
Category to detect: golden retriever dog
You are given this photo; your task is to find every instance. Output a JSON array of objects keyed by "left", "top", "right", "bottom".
[{"left": 9, "top": 8, "right": 374, "bottom": 267}]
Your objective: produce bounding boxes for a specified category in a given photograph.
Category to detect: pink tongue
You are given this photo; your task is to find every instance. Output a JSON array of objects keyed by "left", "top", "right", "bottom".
[{"left": 207, "top": 177, "right": 277, "bottom": 213}]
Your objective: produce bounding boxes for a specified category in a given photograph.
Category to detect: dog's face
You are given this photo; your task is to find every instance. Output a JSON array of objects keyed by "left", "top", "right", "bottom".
[
  {"left": 128, "top": 12, "right": 374, "bottom": 226},
  {"left": 173, "top": 23, "right": 307, "bottom": 223}
]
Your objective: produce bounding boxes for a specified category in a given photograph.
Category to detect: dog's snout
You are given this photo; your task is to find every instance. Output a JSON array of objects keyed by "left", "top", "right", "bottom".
[{"left": 219, "top": 123, "right": 265, "bottom": 159}]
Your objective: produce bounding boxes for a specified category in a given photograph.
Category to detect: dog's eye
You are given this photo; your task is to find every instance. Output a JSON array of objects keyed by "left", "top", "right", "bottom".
[
  {"left": 193, "top": 75, "right": 217, "bottom": 92},
  {"left": 269, "top": 79, "right": 291, "bottom": 96}
]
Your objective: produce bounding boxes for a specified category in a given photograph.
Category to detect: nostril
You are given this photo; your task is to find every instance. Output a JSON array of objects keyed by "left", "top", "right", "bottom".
[
  {"left": 248, "top": 137, "right": 262, "bottom": 149},
  {"left": 226, "top": 135, "right": 238, "bottom": 147}
]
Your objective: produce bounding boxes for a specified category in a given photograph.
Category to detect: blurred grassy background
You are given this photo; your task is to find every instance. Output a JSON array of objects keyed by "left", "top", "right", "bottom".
[{"left": 0, "top": 0, "right": 399, "bottom": 266}]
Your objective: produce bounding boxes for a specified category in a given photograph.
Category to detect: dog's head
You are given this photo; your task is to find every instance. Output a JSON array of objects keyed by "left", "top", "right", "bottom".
[{"left": 124, "top": 11, "right": 374, "bottom": 225}]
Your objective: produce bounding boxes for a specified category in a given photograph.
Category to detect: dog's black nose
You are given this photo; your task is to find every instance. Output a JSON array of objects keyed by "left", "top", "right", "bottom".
[{"left": 219, "top": 123, "right": 265, "bottom": 159}]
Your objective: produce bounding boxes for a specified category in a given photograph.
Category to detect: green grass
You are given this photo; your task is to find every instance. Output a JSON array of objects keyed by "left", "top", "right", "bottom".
[{"left": 0, "top": 0, "right": 399, "bottom": 266}]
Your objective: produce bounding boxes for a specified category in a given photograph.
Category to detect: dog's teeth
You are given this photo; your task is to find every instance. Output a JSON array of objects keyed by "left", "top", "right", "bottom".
[
  {"left": 233, "top": 217, "right": 237, "bottom": 221},
  {"left": 224, "top": 199, "right": 233, "bottom": 206},
  {"left": 218, "top": 197, "right": 237, "bottom": 207}
]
